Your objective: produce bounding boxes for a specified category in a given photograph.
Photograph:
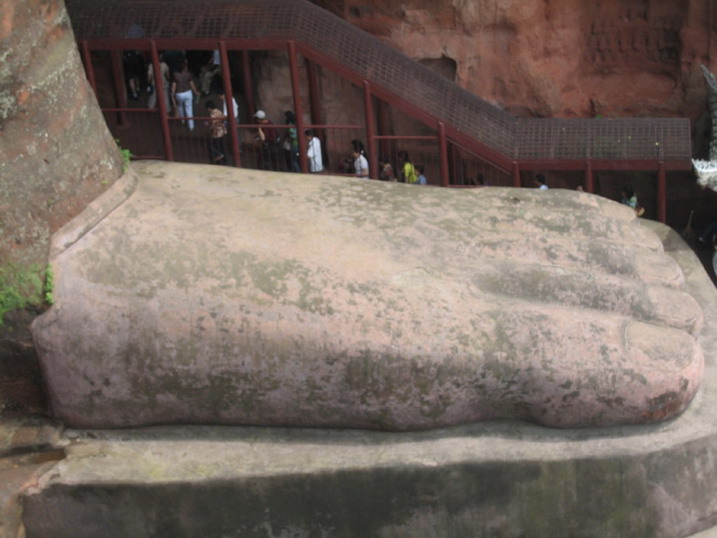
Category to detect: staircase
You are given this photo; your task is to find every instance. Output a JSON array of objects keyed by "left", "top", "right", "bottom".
[{"left": 66, "top": 0, "right": 691, "bottom": 175}]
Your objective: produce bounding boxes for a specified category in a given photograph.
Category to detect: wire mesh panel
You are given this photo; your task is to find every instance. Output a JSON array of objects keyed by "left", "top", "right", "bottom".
[
  {"left": 448, "top": 143, "right": 513, "bottom": 187},
  {"left": 517, "top": 118, "right": 692, "bottom": 161}
]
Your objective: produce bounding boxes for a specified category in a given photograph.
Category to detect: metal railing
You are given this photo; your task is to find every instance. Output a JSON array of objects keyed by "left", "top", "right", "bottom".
[
  {"left": 65, "top": 0, "right": 693, "bottom": 222},
  {"left": 66, "top": 0, "right": 691, "bottom": 166}
]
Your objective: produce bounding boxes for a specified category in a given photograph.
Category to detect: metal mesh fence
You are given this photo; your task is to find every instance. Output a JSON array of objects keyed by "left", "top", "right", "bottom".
[
  {"left": 67, "top": 0, "right": 691, "bottom": 164},
  {"left": 448, "top": 143, "right": 513, "bottom": 187}
]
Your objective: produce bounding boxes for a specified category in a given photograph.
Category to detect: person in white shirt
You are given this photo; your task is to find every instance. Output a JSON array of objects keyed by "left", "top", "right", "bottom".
[
  {"left": 217, "top": 91, "right": 239, "bottom": 122},
  {"left": 215, "top": 91, "right": 240, "bottom": 153},
  {"left": 146, "top": 58, "right": 171, "bottom": 113},
  {"left": 305, "top": 129, "right": 323, "bottom": 173},
  {"left": 200, "top": 49, "right": 221, "bottom": 96},
  {"left": 353, "top": 149, "right": 369, "bottom": 178}
]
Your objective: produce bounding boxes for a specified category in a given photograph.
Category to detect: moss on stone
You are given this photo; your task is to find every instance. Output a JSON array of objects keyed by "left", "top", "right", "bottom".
[{"left": 0, "top": 263, "right": 52, "bottom": 326}]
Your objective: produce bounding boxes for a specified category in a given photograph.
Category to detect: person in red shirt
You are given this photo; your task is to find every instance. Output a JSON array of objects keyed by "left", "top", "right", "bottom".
[{"left": 254, "top": 109, "right": 280, "bottom": 170}]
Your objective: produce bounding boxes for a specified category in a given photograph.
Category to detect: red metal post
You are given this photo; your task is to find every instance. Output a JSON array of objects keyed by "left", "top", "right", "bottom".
[
  {"left": 439, "top": 122, "right": 449, "bottom": 187},
  {"left": 242, "top": 51, "right": 255, "bottom": 116},
  {"left": 448, "top": 140, "right": 459, "bottom": 185},
  {"left": 150, "top": 40, "right": 174, "bottom": 161},
  {"left": 584, "top": 160, "right": 594, "bottom": 193},
  {"left": 306, "top": 58, "right": 322, "bottom": 127},
  {"left": 110, "top": 51, "right": 128, "bottom": 127},
  {"left": 376, "top": 99, "right": 391, "bottom": 160},
  {"left": 288, "top": 41, "right": 308, "bottom": 174},
  {"left": 80, "top": 41, "right": 97, "bottom": 93},
  {"left": 363, "top": 80, "right": 378, "bottom": 179},
  {"left": 306, "top": 58, "right": 325, "bottom": 167},
  {"left": 658, "top": 161, "right": 666, "bottom": 223},
  {"left": 512, "top": 162, "right": 521, "bottom": 188},
  {"left": 220, "top": 41, "right": 241, "bottom": 167}
]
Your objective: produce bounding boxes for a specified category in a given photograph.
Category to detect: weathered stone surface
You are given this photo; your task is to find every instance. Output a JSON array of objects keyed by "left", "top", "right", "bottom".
[
  {"left": 0, "top": 0, "right": 122, "bottom": 269},
  {"left": 313, "top": 0, "right": 717, "bottom": 121},
  {"left": 0, "top": 0, "right": 123, "bottom": 418},
  {"left": 0, "top": 415, "right": 64, "bottom": 538},
  {"left": 17, "top": 239, "right": 717, "bottom": 536},
  {"left": 32, "top": 161, "right": 703, "bottom": 429}
]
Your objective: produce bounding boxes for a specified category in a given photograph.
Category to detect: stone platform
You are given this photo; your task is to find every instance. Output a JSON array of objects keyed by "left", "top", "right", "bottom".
[{"left": 17, "top": 163, "right": 717, "bottom": 537}]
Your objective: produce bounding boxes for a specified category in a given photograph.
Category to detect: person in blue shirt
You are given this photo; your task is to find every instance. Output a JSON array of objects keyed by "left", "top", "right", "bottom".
[
  {"left": 416, "top": 164, "right": 428, "bottom": 185},
  {"left": 621, "top": 185, "right": 637, "bottom": 209}
]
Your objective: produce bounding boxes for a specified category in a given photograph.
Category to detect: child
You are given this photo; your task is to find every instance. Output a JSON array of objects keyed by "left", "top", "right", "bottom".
[
  {"left": 397, "top": 150, "right": 417, "bottom": 184},
  {"left": 416, "top": 164, "right": 428, "bottom": 185},
  {"left": 353, "top": 149, "right": 369, "bottom": 178},
  {"left": 379, "top": 158, "right": 395, "bottom": 181}
]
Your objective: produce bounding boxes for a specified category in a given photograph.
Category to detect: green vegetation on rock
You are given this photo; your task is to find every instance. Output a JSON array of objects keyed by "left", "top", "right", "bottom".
[
  {"left": 0, "top": 263, "right": 54, "bottom": 326},
  {"left": 115, "top": 138, "right": 132, "bottom": 173}
]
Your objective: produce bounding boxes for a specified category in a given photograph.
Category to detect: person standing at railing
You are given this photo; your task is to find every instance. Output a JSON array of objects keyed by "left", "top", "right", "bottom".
[
  {"left": 171, "top": 60, "right": 200, "bottom": 131},
  {"left": 621, "top": 185, "right": 645, "bottom": 216},
  {"left": 534, "top": 174, "right": 549, "bottom": 189},
  {"left": 379, "top": 158, "right": 396, "bottom": 181},
  {"left": 415, "top": 164, "right": 428, "bottom": 185},
  {"left": 217, "top": 90, "right": 239, "bottom": 125},
  {"left": 305, "top": 129, "right": 324, "bottom": 173},
  {"left": 398, "top": 150, "right": 417, "bottom": 184},
  {"left": 353, "top": 148, "right": 369, "bottom": 178},
  {"left": 351, "top": 139, "right": 366, "bottom": 157},
  {"left": 254, "top": 110, "right": 280, "bottom": 170},
  {"left": 200, "top": 50, "right": 221, "bottom": 97},
  {"left": 621, "top": 185, "right": 637, "bottom": 209},
  {"left": 283, "top": 111, "right": 300, "bottom": 173},
  {"left": 205, "top": 100, "right": 227, "bottom": 165},
  {"left": 217, "top": 90, "right": 240, "bottom": 152},
  {"left": 147, "top": 56, "right": 171, "bottom": 114}
]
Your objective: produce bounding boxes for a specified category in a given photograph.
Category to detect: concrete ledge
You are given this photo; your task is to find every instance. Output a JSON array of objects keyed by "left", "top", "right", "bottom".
[{"left": 21, "top": 217, "right": 717, "bottom": 537}]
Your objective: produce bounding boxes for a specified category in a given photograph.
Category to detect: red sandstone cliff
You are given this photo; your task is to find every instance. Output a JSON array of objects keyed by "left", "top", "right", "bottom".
[{"left": 313, "top": 0, "right": 717, "bottom": 123}]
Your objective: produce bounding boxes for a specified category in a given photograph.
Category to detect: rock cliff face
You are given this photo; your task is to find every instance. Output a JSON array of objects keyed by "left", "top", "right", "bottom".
[
  {"left": 0, "top": 0, "right": 122, "bottom": 270},
  {"left": 0, "top": 0, "right": 122, "bottom": 414},
  {"left": 313, "top": 0, "right": 717, "bottom": 121}
]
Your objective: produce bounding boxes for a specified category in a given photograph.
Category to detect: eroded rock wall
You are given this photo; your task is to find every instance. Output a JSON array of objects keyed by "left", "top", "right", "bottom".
[
  {"left": 313, "top": 0, "right": 717, "bottom": 120},
  {"left": 0, "top": 0, "right": 122, "bottom": 270},
  {"left": 0, "top": 0, "right": 122, "bottom": 415}
]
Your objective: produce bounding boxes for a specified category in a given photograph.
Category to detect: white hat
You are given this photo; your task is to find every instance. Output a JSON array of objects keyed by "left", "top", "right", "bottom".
[{"left": 254, "top": 110, "right": 266, "bottom": 119}]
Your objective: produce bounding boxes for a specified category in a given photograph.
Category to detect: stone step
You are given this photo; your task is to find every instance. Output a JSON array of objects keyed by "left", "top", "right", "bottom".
[
  {"left": 0, "top": 416, "right": 64, "bottom": 538},
  {"left": 17, "top": 411, "right": 717, "bottom": 538}
]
